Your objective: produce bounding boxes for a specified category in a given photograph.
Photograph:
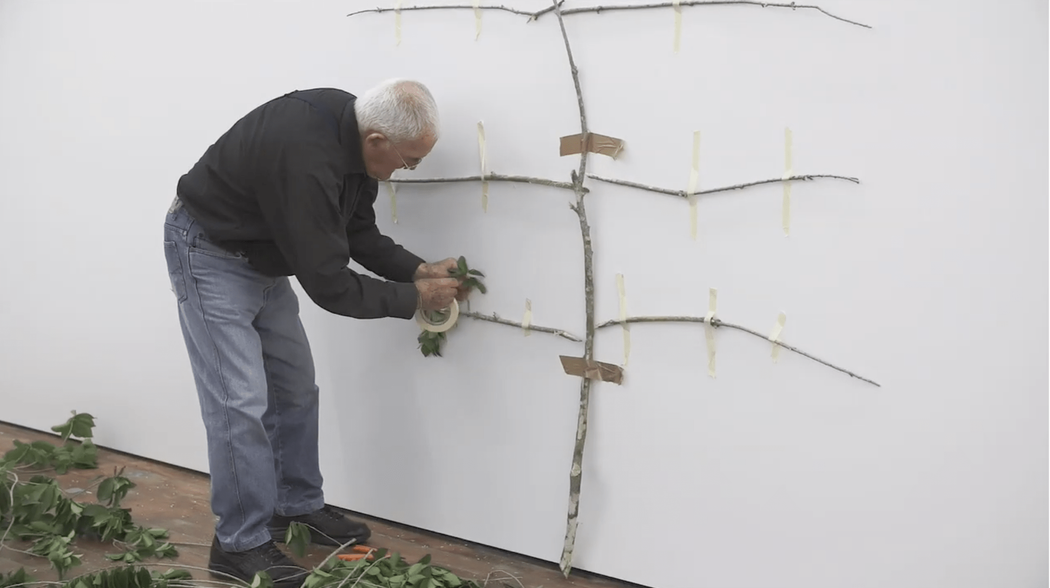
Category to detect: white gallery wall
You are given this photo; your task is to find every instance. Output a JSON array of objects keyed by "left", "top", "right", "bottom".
[{"left": 0, "top": 1, "right": 1046, "bottom": 586}]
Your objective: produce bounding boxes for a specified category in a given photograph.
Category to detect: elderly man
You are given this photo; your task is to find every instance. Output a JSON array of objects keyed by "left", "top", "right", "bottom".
[{"left": 162, "top": 79, "right": 463, "bottom": 586}]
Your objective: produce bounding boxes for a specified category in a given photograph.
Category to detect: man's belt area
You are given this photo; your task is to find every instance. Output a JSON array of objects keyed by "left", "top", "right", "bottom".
[{"left": 168, "top": 195, "right": 293, "bottom": 277}]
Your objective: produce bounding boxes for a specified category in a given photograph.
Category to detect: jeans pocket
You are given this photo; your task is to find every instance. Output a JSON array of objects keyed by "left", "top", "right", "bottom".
[
  {"left": 191, "top": 233, "right": 245, "bottom": 260},
  {"left": 164, "top": 240, "right": 188, "bottom": 303}
]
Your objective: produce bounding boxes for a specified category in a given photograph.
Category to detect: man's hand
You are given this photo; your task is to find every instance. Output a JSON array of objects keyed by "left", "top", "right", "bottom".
[
  {"left": 413, "top": 258, "right": 458, "bottom": 281},
  {"left": 415, "top": 277, "right": 460, "bottom": 311},
  {"left": 414, "top": 257, "right": 473, "bottom": 302}
]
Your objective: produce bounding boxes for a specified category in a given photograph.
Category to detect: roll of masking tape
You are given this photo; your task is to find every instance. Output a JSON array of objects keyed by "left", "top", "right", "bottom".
[{"left": 416, "top": 299, "right": 460, "bottom": 333}]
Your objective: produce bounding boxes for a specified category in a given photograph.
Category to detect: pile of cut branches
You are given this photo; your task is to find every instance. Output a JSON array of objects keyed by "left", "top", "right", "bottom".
[{"left": 0, "top": 412, "right": 500, "bottom": 588}]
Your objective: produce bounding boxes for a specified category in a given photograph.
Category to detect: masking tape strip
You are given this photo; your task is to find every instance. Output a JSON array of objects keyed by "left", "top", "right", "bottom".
[
  {"left": 559, "top": 355, "right": 624, "bottom": 385},
  {"left": 385, "top": 180, "right": 398, "bottom": 224},
  {"left": 523, "top": 298, "right": 532, "bottom": 337},
  {"left": 559, "top": 132, "right": 625, "bottom": 158},
  {"left": 673, "top": 0, "right": 682, "bottom": 53},
  {"left": 783, "top": 127, "right": 792, "bottom": 236},
  {"left": 617, "top": 273, "right": 630, "bottom": 366},
  {"left": 478, "top": 121, "right": 488, "bottom": 212},
  {"left": 704, "top": 287, "right": 717, "bottom": 378},
  {"left": 395, "top": 0, "right": 402, "bottom": 45},
  {"left": 473, "top": 0, "right": 482, "bottom": 40},
  {"left": 768, "top": 311, "right": 787, "bottom": 363},
  {"left": 417, "top": 299, "right": 460, "bottom": 333},
  {"left": 687, "top": 130, "right": 700, "bottom": 240}
]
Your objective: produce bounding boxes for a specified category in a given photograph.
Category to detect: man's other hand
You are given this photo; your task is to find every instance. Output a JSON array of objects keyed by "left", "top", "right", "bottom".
[
  {"left": 413, "top": 258, "right": 458, "bottom": 281},
  {"left": 416, "top": 277, "right": 460, "bottom": 311}
]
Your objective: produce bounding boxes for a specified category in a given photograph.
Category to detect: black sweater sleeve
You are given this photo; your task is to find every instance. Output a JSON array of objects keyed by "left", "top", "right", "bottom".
[
  {"left": 253, "top": 125, "right": 419, "bottom": 319},
  {"left": 346, "top": 181, "right": 426, "bottom": 283}
]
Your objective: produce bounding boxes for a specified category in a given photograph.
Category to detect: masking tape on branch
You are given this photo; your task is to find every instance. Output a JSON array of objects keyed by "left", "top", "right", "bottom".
[
  {"left": 478, "top": 121, "right": 488, "bottom": 212},
  {"left": 704, "top": 287, "right": 717, "bottom": 378},
  {"left": 394, "top": 0, "right": 402, "bottom": 45},
  {"left": 688, "top": 130, "right": 700, "bottom": 240},
  {"left": 473, "top": 0, "right": 482, "bottom": 40},
  {"left": 673, "top": 0, "right": 682, "bottom": 53},
  {"left": 768, "top": 311, "right": 787, "bottom": 363},
  {"left": 523, "top": 298, "right": 532, "bottom": 337},
  {"left": 385, "top": 181, "right": 398, "bottom": 224},
  {"left": 783, "top": 127, "right": 792, "bottom": 236},
  {"left": 617, "top": 273, "right": 630, "bottom": 366}
]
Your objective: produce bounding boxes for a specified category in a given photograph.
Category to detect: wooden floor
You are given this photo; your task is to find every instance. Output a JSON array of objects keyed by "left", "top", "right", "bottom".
[{"left": 0, "top": 422, "right": 644, "bottom": 588}]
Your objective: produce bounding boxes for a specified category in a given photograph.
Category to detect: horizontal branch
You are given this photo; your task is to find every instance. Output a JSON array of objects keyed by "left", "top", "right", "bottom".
[
  {"left": 556, "top": 1, "right": 871, "bottom": 28},
  {"left": 348, "top": 2, "right": 563, "bottom": 20},
  {"left": 390, "top": 172, "right": 583, "bottom": 193},
  {"left": 461, "top": 310, "right": 583, "bottom": 342},
  {"left": 597, "top": 315, "right": 879, "bottom": 386},
  {"left": 347, "top": 1, "right": 871, "bottom": 28},
  {"left": 588, "top": 173, "right": 859, "bottom": 199}
]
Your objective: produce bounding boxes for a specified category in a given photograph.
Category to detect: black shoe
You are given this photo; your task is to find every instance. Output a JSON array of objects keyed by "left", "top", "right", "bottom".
[
  {"left": 268, "top": 504, "right": 371, "bottom": 547},
  {"left": 209, "top": 536, "right": 309, "bottom": 588}
]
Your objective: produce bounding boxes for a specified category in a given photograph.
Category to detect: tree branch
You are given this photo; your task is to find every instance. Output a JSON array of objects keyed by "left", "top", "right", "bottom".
[
  {"left": 597, "top": 316, "right": 880, "bottom": 387},
  {"left": 347, "top": 3, "right": 561, "bottom": 20},
  {"left": 555, "top": 1, "right": 871, "bottom": 28},
  {"left": 550, "top": 0, "right": 596, "bottom": 578},
  {"left": 347, "top": 1, "right": 871, "bottom": 28},
  {"left": 588, "top": 173, "right": 859, "bottom": 199},
  {"left": 461, "top": 311, "right": 583, "bottom": 342},
  {"left": 389, "top": 172, "right": 583, "bottom": 193}
]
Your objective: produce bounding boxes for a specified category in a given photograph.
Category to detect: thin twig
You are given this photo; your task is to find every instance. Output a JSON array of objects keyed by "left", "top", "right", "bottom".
[
  {"left": 588, "top": 173, "right": 859, "bottom": 199},
  {"left": 315, "top": 536, "right": 371, "bottom": 572},
  {"left": 597, "top": 315, "right": 708, "bottom": 328},
  {"left": 482, "top": 569, "right": 527, "bottom": 588},
  {"left": 348, "top": 4, "right": 550, "bottom": 19},
  {"left": 389, "top": 172, "right": 583, "bottom": 193},
  {"left": 597, "top": 316, "right": 880, "bottom": 386},
  {"left": 461, "top": 311, "right": 583, "bottom": 342},
  {"left": 0, "top": 470, "right": 20, "bottom": 553},
  {"left": 555, "top": 1, "right": 871, "bottom": 28},
  {"left": 165, "top": 540, "right": 212, "bottom": 547}
]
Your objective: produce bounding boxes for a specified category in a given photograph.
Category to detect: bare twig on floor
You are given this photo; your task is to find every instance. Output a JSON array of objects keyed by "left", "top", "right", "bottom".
[
  {"left": 0, "top": 470, "right": 20, "bottom": 554},
  {"left": 461, "top": 311, "right": 583, "bottom": 342},
  {"left": 588, "top": 173, "right": 859, "bottom": 199},
  {"left": 597, "top": 316, "right": 881, "bottom": 386},
  {"left": 481, "top": 569, "right": 527, "bottom": 588}
]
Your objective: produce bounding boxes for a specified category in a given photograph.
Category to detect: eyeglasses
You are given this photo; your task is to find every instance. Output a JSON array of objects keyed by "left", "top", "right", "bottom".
[{"left": 389, "top": 140, "right": 421, "bottom": 170}]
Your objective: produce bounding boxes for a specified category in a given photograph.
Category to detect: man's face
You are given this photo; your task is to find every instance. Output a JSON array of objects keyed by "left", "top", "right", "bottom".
[{"left": 362, "top": 132, "right": 437, "bottom": 180}]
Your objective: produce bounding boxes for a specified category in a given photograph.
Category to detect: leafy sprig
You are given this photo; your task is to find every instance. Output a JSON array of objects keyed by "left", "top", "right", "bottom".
[{"left": 417, "top": 256, "right": 486, "bottom": 358}]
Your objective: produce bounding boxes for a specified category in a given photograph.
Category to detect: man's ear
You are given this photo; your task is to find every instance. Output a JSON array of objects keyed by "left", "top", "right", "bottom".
[{"left": 363, "top": 132, "right": 387, "bottom": 149}]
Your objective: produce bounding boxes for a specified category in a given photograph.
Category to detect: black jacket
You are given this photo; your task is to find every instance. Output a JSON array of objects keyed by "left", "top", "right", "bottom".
[{"left": 175, "top": 88, "right": 424, "bottom": 319}]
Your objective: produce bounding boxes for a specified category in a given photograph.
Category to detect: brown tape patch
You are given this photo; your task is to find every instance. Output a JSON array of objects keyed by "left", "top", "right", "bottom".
[
  {"left": 559, "top": 355, "right": 624, "bottom": 385},
  {"left": 559, "top": 132, "right": 625, "bottom": 159}
]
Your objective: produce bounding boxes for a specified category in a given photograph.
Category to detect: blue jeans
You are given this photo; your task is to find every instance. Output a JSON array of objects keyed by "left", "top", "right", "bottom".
[{"left": 162, "top": 199, "right": 325, "bottom": 552}]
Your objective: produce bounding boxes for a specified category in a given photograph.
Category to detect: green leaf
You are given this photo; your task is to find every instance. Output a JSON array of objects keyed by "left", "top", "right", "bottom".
[
  {"left": 2, "top": 440, "right": 32, "bottom": 465},
  {"left": 0, "top": 568, "right": 32, "bottom": 588},
  {"left": 51, "top": 412, "right": 96, "bottom": 442},
  {"left": 467, "top": 269, "right": 484, "bottom": 277},
  {"left": 457, "top": 256, "right": 468, "bottom": 274},
  {"left": 70, "top": 439, "right": 99, "bottom": 469},
  {"left": 286, "top": 521, "right": 310, "bottom": 558}
]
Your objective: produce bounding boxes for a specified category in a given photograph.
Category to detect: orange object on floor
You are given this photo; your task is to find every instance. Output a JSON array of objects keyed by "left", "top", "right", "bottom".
[{"left": 336, "top": 544, "right": 376, "bottom": 562}]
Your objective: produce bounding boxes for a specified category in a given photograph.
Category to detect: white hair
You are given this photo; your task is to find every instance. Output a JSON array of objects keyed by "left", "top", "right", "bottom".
[{"left": 354, "top": 78, "right": 439, "bottom": 144}]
